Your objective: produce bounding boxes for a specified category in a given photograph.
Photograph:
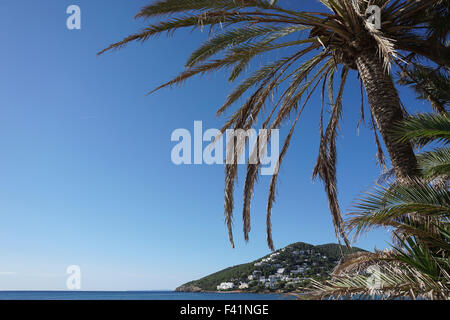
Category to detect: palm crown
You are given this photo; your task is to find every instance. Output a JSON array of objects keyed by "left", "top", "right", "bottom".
[{"left": 100, "top": 0, "right": 449, "bottom": 250}]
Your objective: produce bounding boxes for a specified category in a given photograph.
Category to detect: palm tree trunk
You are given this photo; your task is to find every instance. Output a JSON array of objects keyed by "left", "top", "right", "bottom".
[{"left": 356, "top": 50, "right": 419, "bottom": 181}]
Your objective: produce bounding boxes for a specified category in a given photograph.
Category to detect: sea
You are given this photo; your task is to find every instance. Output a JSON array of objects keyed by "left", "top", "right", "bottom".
[{"left": 0, "top": 291, "right": 294, "bottom": 300}]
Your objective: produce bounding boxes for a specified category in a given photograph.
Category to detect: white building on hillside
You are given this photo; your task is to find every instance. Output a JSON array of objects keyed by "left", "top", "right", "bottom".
[
  {"left": 291, "top": 267, "right": 305, "bottom": 274},
  {"left": 265, "top": 282, "right": 277, "bottom": 289},
  {"left": 238, "top": 282, "right": 249, "bottom": 289},
  {"left": 217, "top": 282, "right": 234, "bottom": 291}
]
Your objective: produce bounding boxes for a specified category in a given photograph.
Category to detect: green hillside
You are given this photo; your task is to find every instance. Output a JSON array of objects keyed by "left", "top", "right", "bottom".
[{"left": 176, "top": 242, "right": 366, "bottom": 293}]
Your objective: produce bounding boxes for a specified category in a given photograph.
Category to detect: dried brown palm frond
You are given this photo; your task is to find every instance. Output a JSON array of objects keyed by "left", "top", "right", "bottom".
[
  {"left": 309, "top": 263, "right": 450, "bottom": 300},
  {"left": 312, "top": 67, "right": 351, "bottom": 247},
  {"left": 332, "top": 249, "right": 397, "bottom": 276}
]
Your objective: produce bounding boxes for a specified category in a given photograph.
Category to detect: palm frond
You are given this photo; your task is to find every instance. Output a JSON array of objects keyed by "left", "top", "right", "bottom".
[
  {"left": 347, "top": 180, "right": 450, "bottom": 240},
  {"left": 417, "top": 147, "right": 450, "bottom": 179},
  {"left": 310, "top": 263, "right": 450, "bottom": 300},
  {"left": 394, "top": 113, "right": 450, "bottom": 148}
]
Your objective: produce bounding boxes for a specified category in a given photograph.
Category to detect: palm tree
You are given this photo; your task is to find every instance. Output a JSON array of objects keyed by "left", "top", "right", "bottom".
[
  {"left": 99, "top": 0, "right": 449, "bottom": 249},
  {"left": 310, "top": 112, "right": 450, "bottom": 300}
]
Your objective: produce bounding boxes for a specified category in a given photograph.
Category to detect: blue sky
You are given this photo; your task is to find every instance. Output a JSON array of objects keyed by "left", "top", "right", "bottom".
[{"left": 0, "top": 1, "right": 432, "bottom": 290}]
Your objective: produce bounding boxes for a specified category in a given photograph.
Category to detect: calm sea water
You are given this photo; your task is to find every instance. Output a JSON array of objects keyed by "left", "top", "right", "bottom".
[{"left": 0, "top": 291, "right": 292, "bottom": 300}]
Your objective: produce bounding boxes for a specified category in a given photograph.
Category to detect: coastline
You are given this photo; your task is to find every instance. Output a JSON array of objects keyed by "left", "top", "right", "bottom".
[
  {"left": 174, "top": 286, "right": 305, "bottom": 296},
  {"left": 0, "top": 290, "right": 290, "bottom": 300}
]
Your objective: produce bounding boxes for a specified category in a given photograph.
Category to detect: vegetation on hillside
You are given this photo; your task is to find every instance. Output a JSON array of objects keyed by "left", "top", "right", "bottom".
[{"left": 178, "top": 242, "right": 365, "bottom": 292}]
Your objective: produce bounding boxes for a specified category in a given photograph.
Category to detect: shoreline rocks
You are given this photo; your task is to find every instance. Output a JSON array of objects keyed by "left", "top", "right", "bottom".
[{"left": 175, "top": 284, "right": 203, "bottom": 292}]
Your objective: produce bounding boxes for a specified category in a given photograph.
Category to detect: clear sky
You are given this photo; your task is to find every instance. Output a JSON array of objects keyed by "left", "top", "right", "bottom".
[{"left": 0, "top": 0, "right": 431, "bottom": 290}]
